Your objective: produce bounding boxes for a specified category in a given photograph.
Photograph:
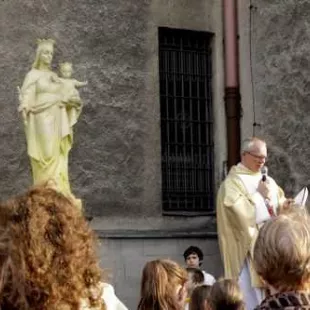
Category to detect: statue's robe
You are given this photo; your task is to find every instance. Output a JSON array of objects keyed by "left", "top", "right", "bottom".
[{"left": 19, "top": 69, "right": 81, "bottom": 196}]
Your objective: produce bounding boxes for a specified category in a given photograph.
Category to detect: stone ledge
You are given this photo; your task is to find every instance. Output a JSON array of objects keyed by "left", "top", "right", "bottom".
[
  {"left": 94, "top": 229, "right": 217, "bottom": 239},
  {"left": 89, "top": 215, "right": 216, "bottom": 230},
  {"left": 90, "top": 215, "right": 217, "bottom": 239}
]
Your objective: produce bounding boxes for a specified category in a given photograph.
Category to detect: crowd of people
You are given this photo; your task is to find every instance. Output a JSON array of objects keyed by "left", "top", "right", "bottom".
[
  {"left": 135, "top": 204, "right": 310, "bottom": 310},
  {"left": 0, "top": 136, "right": 308, "bottom": 309}
]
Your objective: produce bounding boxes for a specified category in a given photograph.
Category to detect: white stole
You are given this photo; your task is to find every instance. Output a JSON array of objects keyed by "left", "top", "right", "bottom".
[{"left": 237, "top": 170, "right": 279, "bottom": 224}]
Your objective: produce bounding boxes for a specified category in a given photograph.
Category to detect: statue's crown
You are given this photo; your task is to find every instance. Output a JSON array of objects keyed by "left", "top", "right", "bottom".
[{"left": 36, "top": 38, "right": 55, "bottom": 47}]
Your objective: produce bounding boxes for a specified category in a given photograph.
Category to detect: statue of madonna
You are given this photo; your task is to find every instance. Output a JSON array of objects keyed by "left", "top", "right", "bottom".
[{"left": 18, "top": 39, "right": 83, "bottom": 209}]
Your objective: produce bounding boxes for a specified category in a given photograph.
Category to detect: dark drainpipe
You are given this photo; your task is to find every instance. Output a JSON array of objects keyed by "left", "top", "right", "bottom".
[{"left": 223, "top": 0, "right": 241, "bottom": 169}]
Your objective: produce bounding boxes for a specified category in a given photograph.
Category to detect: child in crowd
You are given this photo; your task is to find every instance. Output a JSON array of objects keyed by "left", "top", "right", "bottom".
[
  {"left": 137, "top": 259, "right": 188, "bottom": 310},
  {"left": 208, "top": 279, "right": 245, "bottom": 310},
  {"left": 185, "top": 268, "right": 205, "bottom": 310},
  {"left": 183, "top": 246, "right": 216, "bottom": 285},
  {"left": 190, "top": 285, "right": 212, "bottom": 310},
  {"left": 187, "top": 268, "right": 205, "bottom": 293}
]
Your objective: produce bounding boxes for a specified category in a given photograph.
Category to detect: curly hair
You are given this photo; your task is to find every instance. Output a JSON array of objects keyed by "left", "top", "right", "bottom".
[{"left": 0, "top": 185, "right": 106, "bottom": 310}]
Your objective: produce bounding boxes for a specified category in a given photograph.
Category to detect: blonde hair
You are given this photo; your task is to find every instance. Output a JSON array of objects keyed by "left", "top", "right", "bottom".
[
  {"left": 137, "top": 259, "right": 187, "bottom": 310},
  {"left": 254, "top": 209, "right": 310, "bottom": 291},
  {"left": 209, "top": 279, "right": 244, "bottom": 310}
]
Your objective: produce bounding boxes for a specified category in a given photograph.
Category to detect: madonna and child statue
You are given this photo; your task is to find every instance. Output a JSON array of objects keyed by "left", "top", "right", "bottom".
[{"left": 18, "top": 39, "right": 87, "bottom": 210}]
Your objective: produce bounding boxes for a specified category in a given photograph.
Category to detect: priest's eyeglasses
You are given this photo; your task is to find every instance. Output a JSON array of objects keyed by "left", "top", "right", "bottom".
[{"left": 245, "top": 151, "right": 267, "bottom": 161}]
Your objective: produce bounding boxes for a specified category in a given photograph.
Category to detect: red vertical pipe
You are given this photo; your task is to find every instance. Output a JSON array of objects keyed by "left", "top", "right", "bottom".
[{"left": 223, "top": 0, "right": 241, "bottom": 169}]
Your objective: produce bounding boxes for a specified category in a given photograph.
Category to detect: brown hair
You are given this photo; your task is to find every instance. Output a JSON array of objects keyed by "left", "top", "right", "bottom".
[
  {"left": 0, "top": 185, "right": 105, "bottom": 310},
  {"left": 137, "top": 259, "right": 188, "bottom": 310},
  {"left": 186, "top": 268, "right": 205, "bottom": 285},
  {"left": 189, "top": 285, "right": 211, "bottom": 310},
  {"left": 254, "top": 209, "right": 310, "bottom": 291},
  {"left": 186, "top": 268, "right": 205, "bottom": 296},
  {"left": 209, "top": 279, "right": 244, "bottom": 310}
]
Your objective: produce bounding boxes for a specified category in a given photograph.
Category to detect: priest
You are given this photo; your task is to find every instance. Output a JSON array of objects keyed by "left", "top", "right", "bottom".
[{"left": 216, "top": 137, "right": 288, "bottom": 309}]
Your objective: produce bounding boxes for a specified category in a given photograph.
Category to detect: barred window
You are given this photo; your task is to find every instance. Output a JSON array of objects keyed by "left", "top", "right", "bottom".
[{"left": 159, "top": 27, "right": 214, "bottom": 214}]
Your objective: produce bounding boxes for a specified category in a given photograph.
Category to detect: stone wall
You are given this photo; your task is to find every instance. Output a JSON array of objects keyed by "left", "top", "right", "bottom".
[
  {"left": 0, "top": 0, "right": 225, "bottom": 216},
  {"left": 0, "top": 2, "right": 228, "bottom": 308},
  {"left": 1, "top": 0, "right": 155, "bottom": 216},
  {"left": 0, "top": 2, "right": 223, "bottom": 302},
  {"left": 239, "top": 0, "right": 310, "bottom": 196}
]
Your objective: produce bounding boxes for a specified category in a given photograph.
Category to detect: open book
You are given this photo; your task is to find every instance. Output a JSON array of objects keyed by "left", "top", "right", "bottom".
[
  {"left": 294, "top": 187, "right": 308, "bottom": 207},
  {"left": 256, "top": 187, "right": 309, "bottom": 224}
]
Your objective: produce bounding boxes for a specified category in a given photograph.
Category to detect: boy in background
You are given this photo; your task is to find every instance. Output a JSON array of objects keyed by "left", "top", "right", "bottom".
[
  {"left": 183, "top": 246, "right": 216, "bottom": 285},
  {"left": 185, "top": 267, "right": 205, "bottom": 310}
]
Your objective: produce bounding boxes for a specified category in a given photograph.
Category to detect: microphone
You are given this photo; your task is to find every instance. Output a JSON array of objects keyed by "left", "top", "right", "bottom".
[{"left": 261, "top": 166, "right": 268, "bottom": 182}]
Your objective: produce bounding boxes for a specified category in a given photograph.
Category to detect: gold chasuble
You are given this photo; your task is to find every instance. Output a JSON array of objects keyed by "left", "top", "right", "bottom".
[{"left": 216, "top": 164, "right": 285, "bottom": 287}]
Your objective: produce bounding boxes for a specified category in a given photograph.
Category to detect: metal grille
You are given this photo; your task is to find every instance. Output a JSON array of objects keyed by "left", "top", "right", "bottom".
[{"left": 158, "top": 27, "right": 214, "bottom": 214}]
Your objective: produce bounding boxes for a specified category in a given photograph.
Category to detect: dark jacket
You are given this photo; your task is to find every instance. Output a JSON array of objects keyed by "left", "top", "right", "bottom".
[{"left": 255, "top": 291, "right": 310, "bottom": 310}]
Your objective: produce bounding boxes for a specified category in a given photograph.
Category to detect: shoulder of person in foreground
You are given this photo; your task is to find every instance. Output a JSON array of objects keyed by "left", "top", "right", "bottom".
[
  {"left": 101, "top": 283, "right": 128, "bottom": 310},
  {"left": 80, "top": 282, "right": 128, "bottom": 310},
  {"left": 202, "top": 271, "right": 216, "bottom": 285}
]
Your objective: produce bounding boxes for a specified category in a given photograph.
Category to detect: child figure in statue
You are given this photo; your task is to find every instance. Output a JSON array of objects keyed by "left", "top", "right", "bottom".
[
  {"left": 18, "top": 39, "right": 83, "bottom": 210},
  {"left": 55, "top": 62, "right": 88, "bottom": 106}
]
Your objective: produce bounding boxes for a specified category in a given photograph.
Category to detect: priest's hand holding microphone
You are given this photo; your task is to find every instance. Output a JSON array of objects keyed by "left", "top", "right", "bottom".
[
  {"left": 258, "top": 167, "right": 270, "bottom": 198},
  {"left": 257, "top": 167, "right": 276, "bottom": 216},
  {"left": 258, "top": 166, "right": 294, "bottom": 215}
]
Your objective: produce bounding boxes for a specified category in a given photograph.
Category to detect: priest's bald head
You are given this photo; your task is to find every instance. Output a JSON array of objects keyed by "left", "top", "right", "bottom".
[{"left": 240, "top": 137, "right": 267, "bottom": 172}]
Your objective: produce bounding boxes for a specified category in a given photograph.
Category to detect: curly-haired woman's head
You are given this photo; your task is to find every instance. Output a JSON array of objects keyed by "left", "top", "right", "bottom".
[
  {"left": 0, "top": 185, "right": 105, "bottom": 310},
  {"left": 137, "top": 259, "right": 188, "bottom": 310}
]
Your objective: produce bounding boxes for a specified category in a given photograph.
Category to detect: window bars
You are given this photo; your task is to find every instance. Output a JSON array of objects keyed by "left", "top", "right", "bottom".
[{"left": 158, "top": 27, "right": 214, "bottom": 214}]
